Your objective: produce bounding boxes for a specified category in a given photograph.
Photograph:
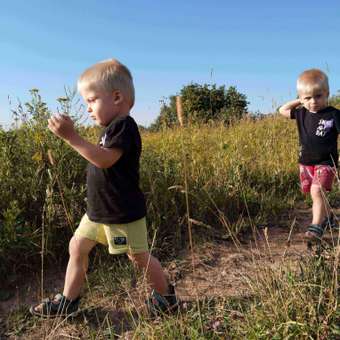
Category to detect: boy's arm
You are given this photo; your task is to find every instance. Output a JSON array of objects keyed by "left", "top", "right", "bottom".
[
  {"left": 48, "top": 114, "right": 122, "bottom": 168},
  {"left": 278, "top": 99, "right": 301, "bottom": 118}
]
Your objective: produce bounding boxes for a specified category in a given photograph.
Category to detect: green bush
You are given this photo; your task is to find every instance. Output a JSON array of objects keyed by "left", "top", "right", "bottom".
[{"left": 149, "top": 83, "right": 248, "bottom": 130}]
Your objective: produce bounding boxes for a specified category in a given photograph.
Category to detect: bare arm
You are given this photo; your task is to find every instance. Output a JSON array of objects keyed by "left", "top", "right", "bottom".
[
  {"left": 278, "top": 99, "right": 301, "bottom": 118},
  {"left": 48, "top": 114, "right": 122, "bottom": 168}
]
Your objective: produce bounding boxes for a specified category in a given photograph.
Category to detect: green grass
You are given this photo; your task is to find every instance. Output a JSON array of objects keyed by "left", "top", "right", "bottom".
[
  {"left": 0, "top": 94, "right": 302, "bottom": 274},
  {"left": 1, "top": 93, "right": 339, "bottom": 339}
]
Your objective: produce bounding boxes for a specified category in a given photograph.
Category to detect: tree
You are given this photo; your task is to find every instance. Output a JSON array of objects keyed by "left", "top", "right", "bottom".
[
  {"left": 222, "top": 86, "right": 249, "bottom": 121},
  {"left": 149, "top": 96, "right": 178, "bottom": 131},
  {"left": 150, "top": 83, "right": 248, "bottom": 130}
]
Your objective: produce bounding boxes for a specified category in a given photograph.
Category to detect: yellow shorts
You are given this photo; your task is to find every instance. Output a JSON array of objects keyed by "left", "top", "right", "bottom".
[{"left": 74, "top": 214, "right": 149, "bottom": 255}]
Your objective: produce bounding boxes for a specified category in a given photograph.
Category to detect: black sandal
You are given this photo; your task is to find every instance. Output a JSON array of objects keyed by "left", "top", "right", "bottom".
[
  {"left": 305, "top": 224, "right": 324, "bottom": 240},
  {"left": 29, "top": 293, "right": 80, "bottom": 318},
  {"left": 146, "top": 284, "right": 179, "bottom": 317}
]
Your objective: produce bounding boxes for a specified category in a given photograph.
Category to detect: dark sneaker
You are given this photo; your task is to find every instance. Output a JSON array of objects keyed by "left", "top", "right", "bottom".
[
  {"left": 146, "top": 284, "right": 179, "bottom": 317},
  {"left": 30, "top": 293, "right": 80, "bottom": 318}
]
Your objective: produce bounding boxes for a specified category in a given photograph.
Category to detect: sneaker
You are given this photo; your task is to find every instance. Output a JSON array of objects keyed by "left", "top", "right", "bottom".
[
  {"left": 146, "top": 284, "right": 179, "bottom": 317},
  {"left": 29, "top": 293, "right": 80, "bottom": 318}
]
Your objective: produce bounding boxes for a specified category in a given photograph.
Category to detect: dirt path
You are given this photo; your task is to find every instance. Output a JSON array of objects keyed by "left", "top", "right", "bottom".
[
  {"left": 171, "top": 205, "right": 340, "bottom": 300},
  {"left": 1, "top": 206, "right": 339, "bottom": 309},
  {"left": 1, "top": 205, "right": 339, "bottom": 338}
]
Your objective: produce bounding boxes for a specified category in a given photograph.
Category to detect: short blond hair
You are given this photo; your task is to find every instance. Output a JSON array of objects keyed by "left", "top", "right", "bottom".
[
  {"left": 297, "top": 69, "right": 329, "bottom": 95},
  {"left": 78, "top": 59, "right": 135, "bottom": 107}
]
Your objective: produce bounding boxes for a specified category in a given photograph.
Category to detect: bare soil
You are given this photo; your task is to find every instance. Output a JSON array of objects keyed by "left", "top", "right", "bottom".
[
  {"left": 170, "top": 204, "right": 339, "bottom": 301},
  {"left": 1, "top": 204, "right": 339, "bottom": 339}
]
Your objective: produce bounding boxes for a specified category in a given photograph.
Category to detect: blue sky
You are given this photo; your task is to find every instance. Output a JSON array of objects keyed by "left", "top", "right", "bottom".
[{"left": 1, "top": 0, "right": 339, "bottom": 127}]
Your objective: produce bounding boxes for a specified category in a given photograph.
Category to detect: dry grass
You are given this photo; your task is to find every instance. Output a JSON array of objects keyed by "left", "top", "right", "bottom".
[{"left": 1, "top": 93, "right": 339, "bottom": 338}]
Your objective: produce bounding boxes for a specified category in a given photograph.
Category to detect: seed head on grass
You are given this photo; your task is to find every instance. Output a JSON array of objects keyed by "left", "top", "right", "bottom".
[{"left": 176, "top": 96, "right": 184, "bottom": 127}]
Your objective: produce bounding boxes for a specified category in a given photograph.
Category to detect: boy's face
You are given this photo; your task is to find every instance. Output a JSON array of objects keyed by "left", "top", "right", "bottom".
[
  {"left": 79, "top": 83, "right": 122, "bottom": 126},
  {"left": 298, "top": 89, "right": 329, "bottom": 113}
]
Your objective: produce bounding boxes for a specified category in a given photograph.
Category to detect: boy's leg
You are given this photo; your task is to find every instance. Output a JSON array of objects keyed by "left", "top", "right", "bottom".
[
  {"left": 305, "top": 165, "right": 335, "bottom": 239},
  {"left": 63, "top": 235, "right": 97, "bottom": 300},
  {"left": 128, "top": 252, "right": 168, "bottom": 295},
  {"left": 128, "top": 251, "right": 178, "bottom": 315},
  {"left": 104, "top": 217, "right": 169, "bottom": 293},
  {"left": 310, "top": 184, "right": 328, "bottom": 225},
  {"left": 310, "top": 165, "right": 335, "bottom": 225},
  {"left": 104, "top": 217, "right": 178, "bottom": 313},
  {"left": 305, "top": 185, "right": 330, "bottom": 240},
  {"left": 30, "top": 235, "right": 97, "bottom": 316}
]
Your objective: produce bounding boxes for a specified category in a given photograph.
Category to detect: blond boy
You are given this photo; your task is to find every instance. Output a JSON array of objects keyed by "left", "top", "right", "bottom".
[
  {"left": 279, "top": 69, "right": 340, "bottom": 240},
  {"left": 30, "top": 59, "right": 177, "bottom": 317}
]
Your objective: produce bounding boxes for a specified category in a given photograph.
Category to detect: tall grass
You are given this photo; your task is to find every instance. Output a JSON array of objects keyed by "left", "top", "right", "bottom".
[
  {"left": 0, "top": 91, "right": 87, "bottom": 276},
  {"left": 2, "top": 92, "right": 340, "bottom": 339},
  {"left": 0, "top": 92, "right": 301, "bottom": 275},
  {"left": 141, "top": 116, "right": 299, "bottom": 255}
]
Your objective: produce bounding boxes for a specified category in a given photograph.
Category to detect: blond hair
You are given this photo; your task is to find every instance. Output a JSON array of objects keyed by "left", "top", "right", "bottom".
[
  {"left": 297, "top": 69, "right": 329, "bottom": 95},
  {"left": 78, "top": 59, "right": 135, "bottom": 107}
]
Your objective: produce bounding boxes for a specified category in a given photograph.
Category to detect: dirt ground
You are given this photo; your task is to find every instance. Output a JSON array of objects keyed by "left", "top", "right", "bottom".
[
  {"left": 171, "top": 205, "right": 340, "bottom": 300},
  {"left": 1, "top": 204, "right": 339, "bottom": 338}
]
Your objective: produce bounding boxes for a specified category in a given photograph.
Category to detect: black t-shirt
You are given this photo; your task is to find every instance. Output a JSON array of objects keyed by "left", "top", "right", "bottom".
[
  {"left": 86, "top": 115, "right": 146, "bottom": 224},
  {"left": 290, "top": 106, "right": 340, "bottom": 167}
]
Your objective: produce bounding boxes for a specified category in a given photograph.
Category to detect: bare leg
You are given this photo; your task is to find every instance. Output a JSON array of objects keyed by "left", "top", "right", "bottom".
[
  {"left": 128, "top": 252, "right": 168, "bottom": 295},
  {"left": 32, "top": 236, "right": 97, "bottom": 313},
  {"left": 63, "top": 236, "right": 97, "bottom": 300},
  {"left": 310, "top": 185, "right": 329, "bottom": 225}
]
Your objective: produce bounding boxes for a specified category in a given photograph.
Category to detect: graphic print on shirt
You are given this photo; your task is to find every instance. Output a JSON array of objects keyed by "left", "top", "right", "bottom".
[{"left": 315, "top": 119, "right": 334, "bottom": 137}]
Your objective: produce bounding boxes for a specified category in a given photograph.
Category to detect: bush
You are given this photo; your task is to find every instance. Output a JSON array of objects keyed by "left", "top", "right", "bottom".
[{"left": 150, "top": 83, "right": 248, "bottom": 130}]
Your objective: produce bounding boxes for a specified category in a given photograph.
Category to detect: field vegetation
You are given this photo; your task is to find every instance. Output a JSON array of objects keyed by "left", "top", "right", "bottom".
[
  {"left": 0, "top": 89, "right": 299, "bottom": 274},
  {"left": 1, "top": 89, "right": 339, "bottom": 339}
]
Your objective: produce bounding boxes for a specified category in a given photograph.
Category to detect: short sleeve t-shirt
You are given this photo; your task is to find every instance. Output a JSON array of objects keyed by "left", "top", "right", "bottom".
[
  {"left": 86, "top": 115, "right": 146, "bottom": 224},
  {"left": 290, "top": 106, "right": 340, "bottom": 167}
]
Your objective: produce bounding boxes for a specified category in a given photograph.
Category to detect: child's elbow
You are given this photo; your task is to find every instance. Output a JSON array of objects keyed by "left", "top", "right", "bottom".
[
  {"left": 97, "top": 160, "right": 115, "bottom": 169},
  {"left": 96, "top": 164, "right": 108, "bottom": 169},
  {"left": 278, "top": 107, "right": 289, "bottom": 117},
  {"left": 95, "top": 149, "right": 121, "bottom": 168},
  {"left": 92, "top": 159, "right": 114, "bottom": 169}
]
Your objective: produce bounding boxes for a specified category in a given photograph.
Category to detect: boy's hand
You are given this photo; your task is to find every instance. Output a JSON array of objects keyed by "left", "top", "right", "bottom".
[{"left": 48, "top": 114, "right": 77, "bottom": 141}]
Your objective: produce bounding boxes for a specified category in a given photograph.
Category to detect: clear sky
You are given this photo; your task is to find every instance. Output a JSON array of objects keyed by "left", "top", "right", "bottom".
[{"left": 1, "top": 0, "right": 339, "bottom": 128}]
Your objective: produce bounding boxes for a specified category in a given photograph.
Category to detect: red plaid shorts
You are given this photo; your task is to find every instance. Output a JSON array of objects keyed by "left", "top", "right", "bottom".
[{"left": 299, "top": 164, "right": 337, "bottom": 194}]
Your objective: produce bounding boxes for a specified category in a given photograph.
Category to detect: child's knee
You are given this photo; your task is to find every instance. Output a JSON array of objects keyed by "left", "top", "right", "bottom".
[
  {"left": 68, "top": 236, "right": 94, "bottom": 259},
  {"left": 69, "top": 237, "right": 82, "bottom": 259},
  {"left": 310, "top": 185, "right": 326, "bottom": 201}
]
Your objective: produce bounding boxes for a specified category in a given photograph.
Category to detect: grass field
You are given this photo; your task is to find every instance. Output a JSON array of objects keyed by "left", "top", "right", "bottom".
[{"left": 1, "top": 94, "right": 339, "bottom": 338}]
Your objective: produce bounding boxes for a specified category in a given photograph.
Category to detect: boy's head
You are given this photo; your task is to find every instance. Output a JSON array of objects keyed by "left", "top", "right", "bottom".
[
  {"left": 297, "top": 69, "right": 329, "bottom": 113},
  {"left": 78, "top": 59, "right": 135, "bottom": 126}
]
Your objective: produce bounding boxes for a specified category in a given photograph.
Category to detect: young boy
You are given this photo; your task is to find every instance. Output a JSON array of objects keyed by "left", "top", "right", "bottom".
[
  {"left": 279, "top": 69, "right": 340, "bottom": 240},
  {"left": 30, "top": 59, "right": 177, "bottom": 317}
]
